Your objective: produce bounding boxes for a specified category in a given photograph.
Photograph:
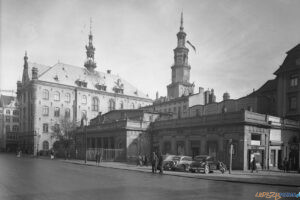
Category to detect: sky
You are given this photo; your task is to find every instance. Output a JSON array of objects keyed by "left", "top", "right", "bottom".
[{"left": 0, "top": 0, "right": 300, "bottom": 100}]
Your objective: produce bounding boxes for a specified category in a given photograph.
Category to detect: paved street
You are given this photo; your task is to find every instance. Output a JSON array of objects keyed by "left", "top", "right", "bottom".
[{"left": 0, "top": 153, "right": 298, "bottom": 200}]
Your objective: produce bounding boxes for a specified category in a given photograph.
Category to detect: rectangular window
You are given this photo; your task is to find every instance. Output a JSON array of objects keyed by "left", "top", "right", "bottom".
[
  {"left": 82, "top": 95, "right": 87, "bottom": 105},
  {"left": 290, "top": 76, "right": 298, "bottom": 87},
  {"left": 289, "top": 96, "right": 297, "bottom": 110},
  {"left": 65, "top": 93, "right": 71, "bottom": 103},
  {"left": 43, "top": 123, "right": 49, "bottom": 133},
  {"left": 5, "top": 116, "right": 10, "bottom": 122},
  {"left": 13, "top": 117, "right": 19, "bottom": 122},
  {"left": 251, "top": 134, "right": 261, "bottom": 146},
  {"left": 43, "top": 89, "right": 49, "bottom": 100},
  {"left": 54, "top": 107, "right": 60, "bottom": 117},
  {"left": 42, "top": 106, "right": 49, "bottom": 116},
  {"left": 13, "top": 110, "right": 19, "bottom": 115}
]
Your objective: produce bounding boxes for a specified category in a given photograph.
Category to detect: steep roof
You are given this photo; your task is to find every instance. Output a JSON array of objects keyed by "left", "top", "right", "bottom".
[
  {"left": 248, "top": 79, "right": 277, "bottom": 97},
  {"left": 0, "top": 95, "right": 16, "bottom": 107},
  {"left": 27, "top": 62, "right": 151, "bottom": 100},
  {"left": 274, "top": 43, "right": 300, "bottom": 75}
]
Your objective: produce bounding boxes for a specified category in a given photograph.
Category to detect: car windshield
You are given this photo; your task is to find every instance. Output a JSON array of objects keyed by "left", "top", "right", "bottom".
[{"left": 172, "top": 156, "right": 181, "bottom": 161}]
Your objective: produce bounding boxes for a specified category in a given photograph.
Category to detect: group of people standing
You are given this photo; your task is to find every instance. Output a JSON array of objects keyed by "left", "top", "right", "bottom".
[{"left": 151, "top": 152, "right": 163, "bottom": 174}]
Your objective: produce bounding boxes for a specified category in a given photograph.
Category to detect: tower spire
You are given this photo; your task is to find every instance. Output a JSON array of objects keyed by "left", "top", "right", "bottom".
[
  {"left": 22, "top": 51, "right": 29, "bottom": 83},
  {"left": 90, "top": 17, "right": 92, "bottom": 35},
  {"left": 84, "top": 18, "right": 97, "bottom": 72},
  {"left": 180, "top": 11, "right": 184, "bottom": 31}
]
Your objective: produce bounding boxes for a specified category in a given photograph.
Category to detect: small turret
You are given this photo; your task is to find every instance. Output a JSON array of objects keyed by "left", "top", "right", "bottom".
[{"left": 22, "top": 51, "right": 29, "bottom": 83}]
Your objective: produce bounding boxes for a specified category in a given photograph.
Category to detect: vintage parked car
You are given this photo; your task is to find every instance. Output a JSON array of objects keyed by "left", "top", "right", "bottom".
[
  {"left": 189, "top": 155, "right": 226, "bottom": 174},
  {"left": 164, "top": 155, "right": 193, "bottom": 172},
  {"left": 162, "top": 155, "right": 176, "bottom": 170}
]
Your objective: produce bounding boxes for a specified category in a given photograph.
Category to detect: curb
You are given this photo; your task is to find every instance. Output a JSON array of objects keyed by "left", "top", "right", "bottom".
[{"left": 62, "top": 160, "right": 300, "bottom": 188}]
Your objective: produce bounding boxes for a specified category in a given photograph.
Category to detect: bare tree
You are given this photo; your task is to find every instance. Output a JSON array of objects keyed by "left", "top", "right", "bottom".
[{"left": 51, "top": 116, "right": 77, "bottom": 157}]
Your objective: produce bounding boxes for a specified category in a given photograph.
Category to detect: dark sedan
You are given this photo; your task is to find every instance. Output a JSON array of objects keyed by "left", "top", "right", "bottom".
[{"left": 189, "top": 155, "right": 226, "bottom": 174}]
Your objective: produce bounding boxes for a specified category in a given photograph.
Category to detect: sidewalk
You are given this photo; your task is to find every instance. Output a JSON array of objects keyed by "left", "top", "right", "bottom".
[{"left": 62, "top": 159, "right": 300, "bottom": 187}]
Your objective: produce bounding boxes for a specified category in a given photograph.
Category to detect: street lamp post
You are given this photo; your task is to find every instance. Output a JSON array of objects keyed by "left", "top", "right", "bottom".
[
  {"left": 229, "top": 139, "right": 233, "bottom": 174},
  {"left": 84, "top": 124, "right": 87, "bottom": 164},
  {"left": 81, "top": 115, "right": 88, "bottom": 164}
]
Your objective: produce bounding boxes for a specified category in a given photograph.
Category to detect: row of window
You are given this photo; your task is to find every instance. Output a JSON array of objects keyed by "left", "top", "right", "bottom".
[
  {"left": 4, "top": 110, "right": 19, "bottom": 115},
  {"left": 5, "top": 125, "right": 19, "bottom": 132},
  {"left": 42, "top": 123, "right": 60, "bottom": 133},
  {"left": 42, "top": 90, "right": 71, "bottom": 102},
  {"left": 43, "top": 107, "right": 71, "bottom": 118},
  {"left": 5, "top": 116, "right": 19, "bottom": 122}
]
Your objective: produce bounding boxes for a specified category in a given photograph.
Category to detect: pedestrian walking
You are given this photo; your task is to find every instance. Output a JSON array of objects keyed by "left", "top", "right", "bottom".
[
  {"left": 158, "top": 152, "right": 164, "bottom": 174},
  {"left": 151, "top": 152, "right": 158, "bottom": 173},
  {"left": 137, "top": 154, "right": 142, "bottom": 166},
  {"left": 50, "top": 149, "right": 54, "bottom": 160},
  {"left": 99, "top": 150, "right": 103, "bottom": 163},
  {"left": 283, "top": 157, "right": 289, "bottom": 172},
  {"left": 95, "top": 151, "right": 100, "bottom": 166},
  {"left": 251, "top": 157, "right": 258, "bottom": 173}
]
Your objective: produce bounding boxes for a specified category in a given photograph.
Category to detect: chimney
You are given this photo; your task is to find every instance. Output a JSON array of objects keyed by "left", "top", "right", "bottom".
[
  {"left": 156, "top": 91, "right": 159, "bottom": 100},
  {"left": 32, "top": 67, "right": 38, "bottom": 80},
  {"left": 223, "top": 92, "right": 230, "bottom": 101},
  {"left": 199, "top": 87, "right": 204, "bottom": 94},
  {"left": 204, "top": 89, "right": 210, "bottom": 104}
]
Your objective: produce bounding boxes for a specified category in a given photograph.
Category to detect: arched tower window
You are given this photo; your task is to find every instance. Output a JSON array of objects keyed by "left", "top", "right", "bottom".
[{"left": 92, "top": 97, "right": 99, "bottom": 111}]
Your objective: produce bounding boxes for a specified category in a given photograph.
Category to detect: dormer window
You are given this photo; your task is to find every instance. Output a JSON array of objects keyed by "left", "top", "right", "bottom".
[
  {"left": 113, "top": 87, "right": 124, "bottom": 94},
  {"left": 75, "top": 79, "right": 87, "bottom": 88},
  {"left": 113, "top": 78, "right": 124, "bottom": 94},
  {"left": 95, "top": 83, "right": 107, "bottom": 91}
]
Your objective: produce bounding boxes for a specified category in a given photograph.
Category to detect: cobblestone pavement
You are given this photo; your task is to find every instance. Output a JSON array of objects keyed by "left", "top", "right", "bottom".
[{"left": 63, "top": 159, "right": 300, "bottom": 187}]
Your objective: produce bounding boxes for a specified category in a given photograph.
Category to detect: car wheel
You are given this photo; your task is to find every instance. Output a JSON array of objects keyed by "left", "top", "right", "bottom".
[
  {"left": 183, "top": 165, "right": 186, "bottom": 172},
  {"left": 204, "top": 165, "right": 209, "bottom": 174}
]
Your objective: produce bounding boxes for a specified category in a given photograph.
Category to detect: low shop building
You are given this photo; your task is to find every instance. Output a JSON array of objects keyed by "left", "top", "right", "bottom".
[
  {"left": 150, "top": 110, "right": 300, "bottom": 171},
  {"left": 75, "top": 110, "right": 163, "bottom": 162}
]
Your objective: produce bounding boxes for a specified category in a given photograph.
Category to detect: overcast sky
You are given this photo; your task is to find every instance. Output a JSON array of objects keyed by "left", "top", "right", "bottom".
[{"left": 1, "top": 0, "right": 300, "bottom": 100}]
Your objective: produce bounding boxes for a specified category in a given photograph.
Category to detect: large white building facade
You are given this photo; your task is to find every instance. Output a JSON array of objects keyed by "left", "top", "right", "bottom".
[{"left": 17, "top": 28, "right": 152, "bottom": 155}]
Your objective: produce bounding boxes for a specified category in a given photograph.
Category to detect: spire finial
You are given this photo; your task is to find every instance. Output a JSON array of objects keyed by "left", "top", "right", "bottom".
[
  {"left": 90, "top": 17, "right": 92, "bottom": 35},
  {"left": 180, "top": 11, "right": 184, "bottom": 31},
  {"left": 24, "top": 51, "right": 28, "bottom": 61}
]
